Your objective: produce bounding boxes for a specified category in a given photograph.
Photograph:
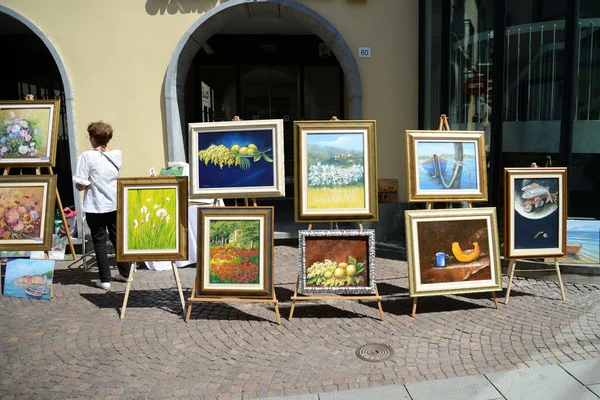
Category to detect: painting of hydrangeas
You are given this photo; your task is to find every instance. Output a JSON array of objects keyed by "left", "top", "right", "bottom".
[
  {"left": 294, "top": 121, "right": 378, "bottom": 222},
  {"left": 0, "top": 175, "right": 57, "bottom": 251},
  {"left": 0, "top": 100, "right": 59, "bottom": 167},
  {"left": 116, "top": 177, "right": 188, "bottom": 262}
]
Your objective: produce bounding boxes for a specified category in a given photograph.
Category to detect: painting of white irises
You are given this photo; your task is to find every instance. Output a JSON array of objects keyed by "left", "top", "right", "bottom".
[
  {"left": 117, "top": 177, "right": 188, "bottom": 262},
  {"left": 294, "top": 120, "right": 378, "bottom": 222}
]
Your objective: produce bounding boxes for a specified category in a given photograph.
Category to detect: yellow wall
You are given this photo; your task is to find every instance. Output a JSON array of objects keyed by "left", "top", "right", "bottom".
[{"left": 1, "top": 0, "right": 418, "bottom": 200}]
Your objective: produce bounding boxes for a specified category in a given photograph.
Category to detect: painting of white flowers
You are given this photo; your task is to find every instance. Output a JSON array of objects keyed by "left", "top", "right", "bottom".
[
  {"left": 294, "top": 120, "right": 378, "bottom": 222},
  {"left": 116, "top": 177, "right": 188, "bottom": 262},
  {"left": 0, "top": 100, "right": 60, "bottom": 167}
]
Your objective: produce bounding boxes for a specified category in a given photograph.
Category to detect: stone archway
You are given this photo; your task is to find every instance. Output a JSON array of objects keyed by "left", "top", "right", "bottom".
[
  {"left": 0, "top": 4, "right": 82, "bottom": 240},
  {"left": 165, "top": 0, "right": 362, "bottom": 162}
]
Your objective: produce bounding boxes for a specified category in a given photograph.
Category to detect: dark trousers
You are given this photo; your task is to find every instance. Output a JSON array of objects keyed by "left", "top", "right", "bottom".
[{"left": 86, "top": 211, "right": 131, "bottom": 283}]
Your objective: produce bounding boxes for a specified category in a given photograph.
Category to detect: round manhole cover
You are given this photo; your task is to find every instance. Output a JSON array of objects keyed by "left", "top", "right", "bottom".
[{"left": 355, "top": 343, "right": 394, "bottom": 362}]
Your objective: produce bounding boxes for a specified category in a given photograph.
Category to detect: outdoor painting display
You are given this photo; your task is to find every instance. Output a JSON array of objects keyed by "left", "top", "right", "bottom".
[
  {"left": 504, "top": 168, "right": 567, "bottom": 259},
  {"left": 197, "top": 207, "right": 274, "bottom": 297},
  {"left": 3, "top": 259, "right": 54, "bottom": 300},
  {"left": 405, "top": 130, "right": 488, "bottom": 202},
  {"left": 294, "top": 120, "right": 378, "bottom": 222},
  {"left": 116, "top": 176, "right": 188, "bottom": 262},
  {"left": 0, "top": 175, "right": 57, "bottom": 251},
  {"left": 405, "top": 208, "right": 502, "bottom": 297},
  {"left": 188, "top": 120, "right": 285, "bottom": 199},
  {"left": 0, "top": 100, "right": 60, "bottom": 167},
  {"left": 298, "top": 229, "right": 376, "bottom": 295}
]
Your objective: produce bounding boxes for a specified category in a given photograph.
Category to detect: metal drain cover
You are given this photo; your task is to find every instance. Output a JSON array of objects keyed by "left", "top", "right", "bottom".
[{"left": 355, "top": 343, "right": 394, "bottom": 362}]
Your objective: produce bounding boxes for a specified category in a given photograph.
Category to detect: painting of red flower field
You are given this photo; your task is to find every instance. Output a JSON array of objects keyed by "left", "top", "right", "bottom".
[{"left": 197, "top": 207, "right": 274, "bottom": 297}]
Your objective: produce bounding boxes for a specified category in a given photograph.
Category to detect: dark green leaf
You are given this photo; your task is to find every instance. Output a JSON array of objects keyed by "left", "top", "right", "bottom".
[
  {"left": 262, "top": 153, "right": 273, "bottom": 162},
  {"left": 348, "top": 256, "right": 357, "bottom": 265},
  {"left": 307, "top": 276, "right": 318, "bottom": 284}
]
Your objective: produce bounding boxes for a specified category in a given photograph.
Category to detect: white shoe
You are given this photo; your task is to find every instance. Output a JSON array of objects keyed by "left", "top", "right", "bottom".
[
  {"left": 113, "top": 273, "right": 129, "bottom": 283},
  {"left": 94, "top": 280, "right": 110, "bottom": 290}
]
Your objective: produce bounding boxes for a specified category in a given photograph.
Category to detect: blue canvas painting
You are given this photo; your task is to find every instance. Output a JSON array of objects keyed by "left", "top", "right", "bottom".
[
  {"left": 554, "top": 220, "right": 600, "bottom": 264},
  {"left": 3, "top": 258, "right": 54, "bottom": 300},
  {"left": 416, "top": 141, "right": 478, "bottom": 191},
  {"left": 197, "top": 129, "right": 274, "bottom": 189},
  {"left": 513, "top": 178, "right": 560, "bottom": 250}
]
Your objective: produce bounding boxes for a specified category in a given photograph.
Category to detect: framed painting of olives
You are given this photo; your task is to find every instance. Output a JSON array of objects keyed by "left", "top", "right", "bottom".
[
  {"left": 404, "top": 208, "right": 502, "bottom": 297},
  {"left": 298, "top": 229, "right": 376, "bottom": 295},
  {"left": 188, "top": 119, "right": 285, "bottom": 199},
  {"left": 504, "top": 167, "right": 567, "bottom": 259}
]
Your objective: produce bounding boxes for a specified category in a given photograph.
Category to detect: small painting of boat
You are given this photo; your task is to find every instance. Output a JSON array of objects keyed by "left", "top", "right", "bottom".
[
  {"left": 566, "top": 243, "right": 582, "bottom": 255},
  {"left": 420, "top": 154, "right": 447, "bottom": 177}
]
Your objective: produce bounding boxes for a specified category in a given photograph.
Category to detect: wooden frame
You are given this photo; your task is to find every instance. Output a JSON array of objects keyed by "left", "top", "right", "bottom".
[
  {"left": 298, "top": 229, "right": 376, "bottom": 295},
  {"left": 188, "top": 119, "right": 285, "bottom": 199},
  {"left": 405, "top": 207, "right": 502, "bottom": 297},
  {"left": 405, "top": 130, "right": 488, "bottom": 202},
  {"left": 294, "top": 120, "right": 378, "bottom": 222},
  {"left": 0, "top": 175, "right": 57, "bottom": 251},
  {"left": 0, "top": 100, "right": 60, "bottom": 167},
  {"left": 196, "top": 206, "right": 274, "bottom": 298},
  {"left": 116, "top": 176, "right": 188, "bottom": 262},
  {"left": 504, "top": 167, "right": 567, "bottom": 259}
]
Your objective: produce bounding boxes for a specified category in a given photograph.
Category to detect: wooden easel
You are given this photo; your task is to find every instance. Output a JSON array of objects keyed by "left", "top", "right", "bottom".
[
  {"left": 184, "top": 195, "right": 281, "bottom": 324},
  {"left": 120, "top": 260, "right": 186, "bottom": 319},
  {"left": 1, "top": 95, "right": 77, "bottom": 261},
  {"left": 504, "top": 162, "right": 566, "bottom": 304},
  {"left": 288, "top": 221, "right": 385, "bottom": 321},
  {"left": 411, "top": 114, "right": 499, "bottom": 317}
]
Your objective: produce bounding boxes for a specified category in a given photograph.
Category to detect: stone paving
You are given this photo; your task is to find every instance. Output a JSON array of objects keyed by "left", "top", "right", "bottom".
[{"left": 1, "top": 245, "right": 599, "bottom": 399}]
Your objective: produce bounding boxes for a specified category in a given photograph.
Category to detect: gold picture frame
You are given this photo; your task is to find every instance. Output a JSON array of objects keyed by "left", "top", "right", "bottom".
[
  {"left": 405, "top": 207, "right": 502, "bottom": 297},
  {"left": 116, "top": 176, "right": 188, "bottom": 262},
  {"left": 0, "top": 100, "right": 60, "bottom": 167},
  {"left": 405, "top": 130, "right": 488, "bottom": 202}
]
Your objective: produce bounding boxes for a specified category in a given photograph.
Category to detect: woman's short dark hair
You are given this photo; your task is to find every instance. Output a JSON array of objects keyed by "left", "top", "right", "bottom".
[{"left": 87, "top": 121, "right": 113, "bottom": 146}]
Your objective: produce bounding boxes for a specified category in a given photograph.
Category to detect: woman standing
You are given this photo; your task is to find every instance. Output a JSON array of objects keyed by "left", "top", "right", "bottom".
[{"left": 73, "top": 121, "right": 131, "bottom": 289}]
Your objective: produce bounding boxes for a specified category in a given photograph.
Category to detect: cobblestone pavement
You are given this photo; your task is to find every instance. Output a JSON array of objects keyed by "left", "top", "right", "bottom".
[{"left": 1, "top": 245, "right": 599, "bottom": 399}]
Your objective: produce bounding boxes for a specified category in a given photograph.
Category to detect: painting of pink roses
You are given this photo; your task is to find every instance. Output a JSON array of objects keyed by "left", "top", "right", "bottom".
[
  {"left": 0, "top": 100, "right": 60, "bottom": 167},
  {"left": 0, "top": 175, "right": 56, "bottom": 251}
]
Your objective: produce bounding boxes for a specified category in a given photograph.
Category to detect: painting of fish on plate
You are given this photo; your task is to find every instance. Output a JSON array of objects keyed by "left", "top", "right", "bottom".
[{"left": 504, "top": 168, "right": 567, "bottom": 259}]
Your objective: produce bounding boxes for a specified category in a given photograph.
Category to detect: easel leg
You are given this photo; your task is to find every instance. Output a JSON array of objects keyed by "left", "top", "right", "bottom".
[
  {"left": 411, "top": 297, "right": 418, "bottom": 317},
  {"left": 554, "top": 259, "right": 566, "bottom": 301},
  {"left": 273, "top": 298, "right": 281, "bottom": 325},
  {"left": 491, "top": 291, "right": 499, "bottom": 309},
  {"left": 185, "top": 280, "right": 197, "bottom": 322},
  {"left": 171, "top": 261, "right": 186, "bottom": 314},
  {"left": 120, "top": 262, "right": 136, "bottom": 319},
  {"left": 375, "top": 284, "right": 385, "bottom": 321},
  {"left": 288, "top": 276, "right": 300, "bottom": 321},
  {"left": 505, "top": 259, "right": 516, "bottom": 305}
]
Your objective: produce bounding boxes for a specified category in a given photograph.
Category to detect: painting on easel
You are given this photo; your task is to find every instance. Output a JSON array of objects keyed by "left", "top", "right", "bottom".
[
  {"left": 0, "top": 100, "right": 60, "bottom": 167},
  {"left": 298, "top": 229, "right": 376, "bottom": 295},
  {"left": 405, "top": 130, "right": 487, "bottom": 202},
  {"left": 197, "top": 207, "right": 274, "bottom": 298},
  {"left": 405, "top": 208, "right": 502, "bottom": 297},
  {"left": 3, "top": 259, "right": 54, "bottom": 300},
  {"left": 504, "top": 168, "right": 567, "bottom": 259},
  {"left": 116, "top": 176, "right": 188, "bottom": 262},
  {"left": 294, "top": 120, "right": 378, "bottom": 222},
  {"left": 0, "top": 175, "right": 57, "bottom": 251}
]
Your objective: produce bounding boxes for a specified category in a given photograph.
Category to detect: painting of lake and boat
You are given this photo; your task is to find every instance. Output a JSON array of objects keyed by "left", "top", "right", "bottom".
[
  {"left": 406, "top": 131, "right": 488, "bottom": 202},
  {"left": 3, "top": 258, "right": 54, "bottom": 300},
  {"left": 549, "top": 219, "right": 600, "bottom": 265}
]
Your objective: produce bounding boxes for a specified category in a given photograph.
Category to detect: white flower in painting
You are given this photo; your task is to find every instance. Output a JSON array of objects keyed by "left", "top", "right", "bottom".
[
  {"left": 133, "top": 220, "right": 138, "bottom": 228},
  {"left": 140, "top": 206, "right": 148, "bottom": 214},
  {"left": 156, "top": 208, "right": 168, "bottom": 218},
  {"left": 145, "top": 213, "right": 150, "bottom": 223},
  {"left": 147, "top": 198, "right": 151, "bottom": 202},
  {"left": 166, "top": 197, "right": 171, "bottom": 201},
  {"left": 153, "top": 204, "right": 159, "bottom": 210},
  {"left": 18, "top": 145, "right": 29, "bottom": 155},
  {"left": 166, "top": 215, "right": 171, "bottom": 223}
]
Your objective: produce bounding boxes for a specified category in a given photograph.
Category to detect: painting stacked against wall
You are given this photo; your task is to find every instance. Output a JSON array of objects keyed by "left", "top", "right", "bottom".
[
  {"left": 188, "top": 120, "right": 285, "bottom": 199},
  {"left": 294, "top": 120, "right": 378, "bottom": 222},
  {"left": 196, "top": 207, "right": 274, "bottom": 298},
  {"left": 405, "top": 130, "right": 488, "bottom": 203},
  {"left": 504, "top": 168, "right": 567, "bottom": 259},
  {"left": 116, "top": 176, "right": 188, "bottom": 262},
  {"left": 298, "top": 229, "right": 376, "bottom": 295},
  {"left": 3, "top": 259, "right": 55, "bottom": 300},
  {"left": 548, "top": 219, "right": 600, "bottom": 265},
  {"left": 405, "top": 208, "right": 502, "bottom": 297}
]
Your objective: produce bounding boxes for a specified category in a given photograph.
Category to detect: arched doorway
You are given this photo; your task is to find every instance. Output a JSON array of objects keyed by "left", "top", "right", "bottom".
[{"left": 0, "top": 5, "right": 81, "bottom": 244}]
